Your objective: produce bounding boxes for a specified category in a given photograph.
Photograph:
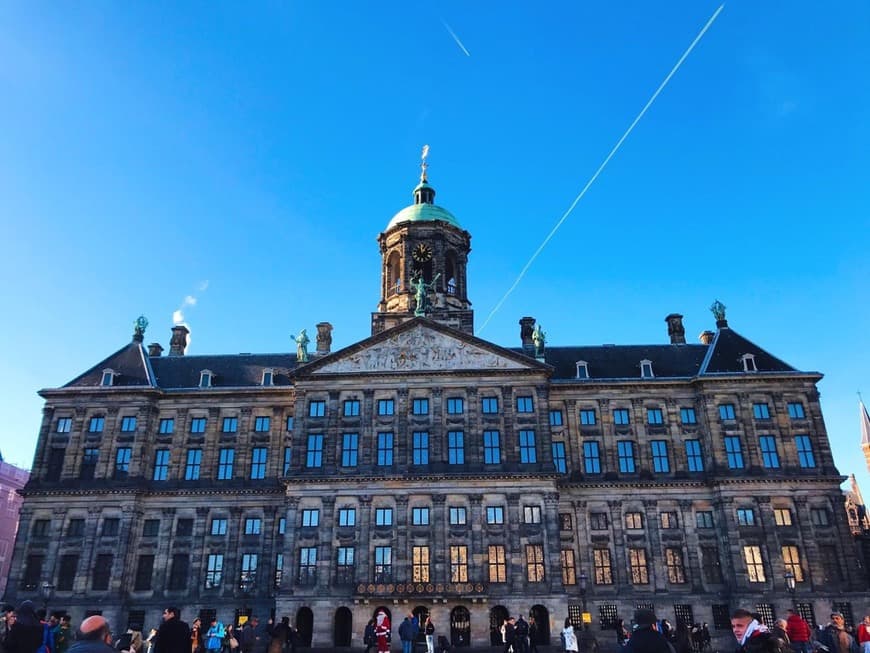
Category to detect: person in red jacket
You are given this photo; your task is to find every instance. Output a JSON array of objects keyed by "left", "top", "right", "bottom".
[
  {"left": 785, "top": 610, "right": 812, "bottom": 653},
  {"left": 856, "top": 614, "right": 870, "bottom": 653}
]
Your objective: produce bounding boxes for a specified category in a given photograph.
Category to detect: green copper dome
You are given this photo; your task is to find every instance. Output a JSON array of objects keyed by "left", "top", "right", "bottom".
[{"left": 386, "top": 201, "right": 461, "bottom": 230}]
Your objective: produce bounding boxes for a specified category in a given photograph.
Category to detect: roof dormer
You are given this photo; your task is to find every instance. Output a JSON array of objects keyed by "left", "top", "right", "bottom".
[
  {"left": 199, "top": 370, "right": 214, "bottom": 388},
  {"left": 640, "top": 360, "right": 654, "bottom": 379},
  {"left": 100, "top": 369, "right": 116, "bottom": 387}
]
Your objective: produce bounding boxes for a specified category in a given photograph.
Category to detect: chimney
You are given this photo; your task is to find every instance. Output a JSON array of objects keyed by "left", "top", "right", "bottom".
[
  {"left": 699, "top": 330, "right": 715, "bottom": 345},
  {"left": 148, "top": 343, "right": 164, "bottom": 357},
  {"left": 519, "top": 317, "right": 536, "bottom": 353},
  {"left": 665, "top": 313, "right": 686, "bottom": 344},
  {"left": 169, "top": 325, "right": 189, "bottom": 356},
  {"left": 316, "top": 322, "right": 333, "bottom": 355}
]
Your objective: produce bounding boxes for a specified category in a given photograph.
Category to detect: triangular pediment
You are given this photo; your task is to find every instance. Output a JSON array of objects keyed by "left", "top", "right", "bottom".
[{"left": 306, "top": 320, "right": 545, "bottom": 375}]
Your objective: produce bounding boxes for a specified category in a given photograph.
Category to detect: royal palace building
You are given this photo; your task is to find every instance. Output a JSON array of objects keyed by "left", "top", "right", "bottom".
[{"left": 5, "top": 161, "right": 868, "bottom": 647}]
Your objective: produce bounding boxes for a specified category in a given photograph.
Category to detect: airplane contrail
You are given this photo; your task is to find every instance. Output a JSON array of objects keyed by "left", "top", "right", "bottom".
[
  {"left": 479, "top": 4, "right": 726, "bottom": 333},
  {"left": 441, "top": 19, "right": 471, "bottom": 57}
]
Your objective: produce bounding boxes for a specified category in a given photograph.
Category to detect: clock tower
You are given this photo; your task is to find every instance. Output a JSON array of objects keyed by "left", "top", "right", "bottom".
[{"left": 371, "top": 148, "right": 473, "bottom": 335}]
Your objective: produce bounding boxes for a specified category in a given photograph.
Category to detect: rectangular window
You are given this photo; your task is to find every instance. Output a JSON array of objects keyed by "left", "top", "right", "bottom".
[
  {"left": 185, "top": 449, "right": 202, "bottom": 480},
  {"left": 593, "top": 548, "right": 613, "bottom": 585},
  {"left": 788, "top": 402, "right": 806, "bottom": 419},
  {"left": 309, "top": 400, "right": 325, "bottom": 417},
  {"left": 795, "top": 435, "right": 816, "bottom": 468},
  {"left": 618, "top": 441, "right": 636, "bottom": 473},
  {"left": 701, "top": 546, "right": 723, "bottom": 584},
  {"left": 343, "top": 400, "right": 360, "bottom": 417},
  {"left": 613, "top": 409, "right": 630, "bottom": 425},
  {"left": 378, "top": 399, "right": 395, "bottom": 416},
  {"left": 254, "top": 416, "right": 270, "bottom": 432},
  {"left": 375, "top": 508, "right": 393, "bottom": 526},
  {"left": 685, "top": 440, "right": 704, "bottom": 472},
  {"left": 217, "top": 448, "right": 235, "bottom": 480},
  {"left": 56, "top": 417, "right": 72, "bottom": 433},
  {"left": 647, "top": 408, "right": 664, "bottom": 425},
  {"left": 373, "top": 546, "right": 392, "bottom": 583},
  {"left": 519, "top": 430, "right": 537, "bottom": 463},
  {"left": 583, "top": 441, "right": 601, "bottom": 474},
  {"left": 753, "top": 403, "right": 771, "bottom": 419},
  {"left": 46, "top": 448, "right": 64, "bottom": 480},
  {"left": 134, "top": 554, "right": 155, "bottom": 590},
  {"left": 483, "top": 430, "right": 501, "bottom": 464},
  {"left": 590, "top": 513, "right": 608, "bottom": 530},
  {"left": 412, "top": 507, "right": 430, "bottom": 525},
  {"left": 67, "top": 518, "right": 85, "bottom": 537},
  {"left": 724, "top": 436, "right": 744, "bottom": 469},
  {"left": 32, "top": 519, "right": 50, "bottom": 538},
  {"left": 561, "top": 549, "right": 577, "bottom": 585},
  {"left": 159, "top": 418, "right": 174, "bottom": 434},
  {"left": 819, "top": 544, "right": 842, "bottom": 582},
  {"left": 448, "top": 431, "right": 465, "bottom": 465},
  {"left": 338, "top": 508, "right": 356, "bottom": 527},
  {"left": 92, "top": 553, "right": 113, "bottom": 591},
  {"left": 412, "top": 545, "right": 430, "bottom": 583},
  {"left": 80, "top": 447, "right": 99, "bottom": 479},
  {"left": 250, "top": 447, "right": 267, "bottom": 479},
  {"left": 297, "top": 548, "right": 316, "bottom": 585},
  {"left": 481, "top": 397, "right": 499, "bottom": 414},
  {"left": 737, "top": 508, "right": 756, "bottom": 526},
  {"left": 580, "top": 409, "right": 597, "bottom": 425},
  {"left": 774, "top": 508, "right": 793, "bottom": 526},
  {"left": 168, "top": 554, "right": 190, "bottom": 590},
  {"left": 488, "top": 545, "right": 506, "bottom": 583},
  {"left": 782, "top": 545, "right": 804, "bottom": 582},
  {"left": 450, "top": 507, "right": 467, "bottom": 525},
  {"left": 101, "top": 518, "right": 119, "bottom": 537},
  {"left": 446, "top": 397, "right": 464, "bottom": 414},
  {"left": 190, "top": 417, "right": 207, "bottom": 434},
  {"left": 153, "top": 449, "right": 170, "bottom": 481},
  {"left": 516, "top": 396, "right": 534, "bottom": 413},
  {"left": 22, "top": 554, "right": 45, "bottom": 590},
  {"left": 301, "top": 509, "right": 319, "bottom": 527},
  {"left": 549, "top": 410, "right": 564, "bottom": 426},
  {"left": 278, "top": 518, "right": 286, "bottom": 534},
  {"left": 377, "top": 432, "right": 394, "bottom": 466},
  {"left": 222, "top": 417, "right": 238, "bottom": 433},
  {"left": 89, "top": 416, "right": 105, "bottom": 433},
  {"left": 759, "top": 436, "right": 780, "bottom": 468},
  {"left": 696, "top": 511, "right": 714, "bottom": 528},
  {"left": 341, "top": 433, "right": 359, "bottom": 467},
  {"left": 523, "top": 505, "right": 542, "bottom": 524},
  {"left": 306, "top": 434, "right": 323, "bottom": 468},
  {"left": 525, "top": 544, "right": 545, "bottom": 582},
  {"left": 120, "top": 416, "right": 137, "bottom": 432},
  {"left": 286, "top": 416, "right": 294, "bottom": 431},
  {"left": 743, "top": 545, "right": 766, "bottom": 582},
  {"left": 283, "top": 446, "right": 292, "bottom": 474},
  {"left": 629, "top": 548, "right": 649, "bottom": 584},
  {"left": 57, "top": 553, "right": 79, "bottom": 591},
  {"left": 412, "top": 431, "right": 429, "bottom": 465},
  {"left": 660, "top": 512, "right": 678, "bottom": 529},
  {"left": 680, "top": 408, "right": 697, "bottom": 424},
  {"left": 412, "top": 398, "right": 429, "bottom": 415},
  {"left": 486, "top": 506, "right": 504, "bottom": 524},
  {"left": 666, "top": 548, "right": 686, "bottom": 584},
  {"left": 336, "top": 547, "right": 355, "bottom": 585},
  {"left": 560, "top": 513, "right": 573, "bottom": 531},
  {"left": 142, "top": 519, "right": 159, "bottom": 537},
  {"left": 651, "top": 440, "right": 670, "bottom": 472},
  {"left": 211, "top": 518, "right": 228, "bottom": 535},
  {"left": 274, "top": 553, "right": 283, "bottom": 589},
  {"left": 719, "top": 404, "right": 736, "bottom": 420},
  {"left": 810, "top": 508, "right": 830, "bottom": 526},
  {"left": 205, "top": 553, "right": 223, "bottom": 589},
  {"left": 450, "top": 545, "right": 469, "bottom": 582},
  {"left": 244, "top": 518, "right": 262, "bottom": 535},
  {"left": 113, "top": 447, "right": 132, "bottom": 478},
  {"left": 625, "top": 512, "right": 644, "bottom": 529},
  {"left": 552, "top": 442, "right": 567, "bottom": 474}
]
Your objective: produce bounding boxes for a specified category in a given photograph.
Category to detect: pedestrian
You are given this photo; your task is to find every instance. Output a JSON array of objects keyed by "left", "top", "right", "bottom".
[
  {"left": 239, "top": 618, "right": 260, "bottom": 653},
  {"left": 579, "top": 625, "right": 599, "bottom": 653},
  {"left": 399, "top": 614, "right": 418, "bottom": 653},
  {"left": 772, "top": 621, "right": 790, "bottom": 648},
  {"left": 561, "top": 619, "right": 578, "bottom": 653},
  {"left": 375, "top": 611, "right": 391, "bottom": 653},
  {"left": 503, "top": 618, "right": 516, "bottom": 653},
  {"left": 623, "top": 610, "right": 672, "bottom": 653},
  {"left": 515, "top": 617, "right": 529, "bottom": 653},
  {"left": 363, "top": 620, "right": 377, "bottom": 653},
  {"left": 616, "top": 620, "right": 630, "bottom": 651},
  {"left": 155, "top": 608, "right": 191, "bottom": 653},
  {"left": 68, "top": 616, "right": 115, "bottom": 653},
  {"left": 730, "top": 608, "right": 786, "bottom": 653},
  {"left": 528, "top": 618, "right": 539, "bottom": 653},
  {"left": 857, "top": 616, "right": 870, "bottom": 653},
  {"left": 673, "top": 623, "right": 691, "bottom": 653},
  {"left": 266, "top": 618, "right": 289, "bottom": 653},
  {"left": 191, "top": 620, "right": 203, "bottom": 653},
  {"left": 205, "top": 620, "right": 224, "bottom": 653},
  {"left": 6, "top": 601, "right": 43, "bottom": 653},
  {"left": 815, "top": 613, "right": 859, "bottom": 653},
  {"left": 424, "top": 617, "right": 435, "bottom": 653}
]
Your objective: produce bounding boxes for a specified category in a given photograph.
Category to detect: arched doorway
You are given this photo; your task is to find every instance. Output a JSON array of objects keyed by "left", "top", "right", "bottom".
[
  {"left": 334, "top": 607, "right": 353, "bottom": 647},
  {"left": 529, "top": 605, "right": 550, "bottom": 646},
  {"left": 413, "top": 606, "right": 429, "bottom": 647},
  {"left": 490, "top": 606, "right": 509, "bottom": 646},
  {"left": 295, "top": 607, "right": 313, "bottom": 647},
  {"left": 450, "top": 606, "right": 470, "bottom": 648}
]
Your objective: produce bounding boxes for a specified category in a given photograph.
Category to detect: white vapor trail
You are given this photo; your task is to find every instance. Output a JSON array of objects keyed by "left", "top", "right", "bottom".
[
  {"left": 442, "top": 19, "right": 470, "bottom": 57},
  {"left": 479, "top": 4, "right": 726, "bottom": 333}
]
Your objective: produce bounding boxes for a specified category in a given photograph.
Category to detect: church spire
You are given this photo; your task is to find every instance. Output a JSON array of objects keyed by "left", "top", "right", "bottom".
[{"left": 414, "top": 144, "right": 436, "bottom": 205}]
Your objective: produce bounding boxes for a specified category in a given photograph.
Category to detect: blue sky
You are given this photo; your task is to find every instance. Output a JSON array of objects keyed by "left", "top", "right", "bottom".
[{"left": 0, "top": 2, "right": 868, "bottom": 491}]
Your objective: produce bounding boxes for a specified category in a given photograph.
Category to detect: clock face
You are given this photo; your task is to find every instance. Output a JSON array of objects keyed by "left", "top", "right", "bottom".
[{"left": 412, "top": 243, "right": 433, "bottom": 262}]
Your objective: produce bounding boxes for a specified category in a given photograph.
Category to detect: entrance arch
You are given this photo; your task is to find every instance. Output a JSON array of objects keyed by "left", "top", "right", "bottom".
[
  {"left": 295, "top": 607, "right": 313, "bottom": 647},
  {"left": 334, "top": 607, "right": 353, "bottom": 647},
  {"left": 490, "top": 606, "right": 509, "bottom": 646},
  {"left": 450, "top": 606, "right": 470, "bottom": 647},
  {"left": 529, "top": 605, "right": 550, "bottom": 646}
]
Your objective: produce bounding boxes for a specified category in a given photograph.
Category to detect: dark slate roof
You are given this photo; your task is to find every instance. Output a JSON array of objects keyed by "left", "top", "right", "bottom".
[
  {"left": 150, "top": 353, "right": 298, "bottom": 389},
  {"left": 522, "top": 344, "right": 709, "bottom": 380},
  {"left": 699, "top": 325, "right": 796, "bottom": 374},
  {"left": 64, "top": 342, "right": 155, "bottom": 388}
]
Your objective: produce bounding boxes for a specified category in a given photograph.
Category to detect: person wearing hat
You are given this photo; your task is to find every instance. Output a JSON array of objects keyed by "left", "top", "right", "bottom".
[
  {"left": 623, "top": 610, "right": 673, "bottom": 653},
  {"left": 815, "top": 613, "right": 859, "bottom": 653}
]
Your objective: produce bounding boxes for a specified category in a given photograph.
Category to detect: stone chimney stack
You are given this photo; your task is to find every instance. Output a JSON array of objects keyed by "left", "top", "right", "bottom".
[
  {"left": 519, "top": 317, "right": 536, "bottom": 353},
  {"left": 665, "top": 313, "right": 686, "bottom": 344},
  {"left": 699, "top": 330, "right": 715, "bottom": 345},
  {"left": 316, "top": 322, "right": 333, "bottom": 355},
  {"left": 148, "top": 343, "right": 164, "bottom": 357},
  {"left": 169, "top": 325, "right": 190, "bottom": 356}
]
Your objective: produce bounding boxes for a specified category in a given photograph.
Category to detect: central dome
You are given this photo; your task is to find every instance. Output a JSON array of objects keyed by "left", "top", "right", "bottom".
[{"left": 386, "top": 201, "right": 460, "bottom": 230}]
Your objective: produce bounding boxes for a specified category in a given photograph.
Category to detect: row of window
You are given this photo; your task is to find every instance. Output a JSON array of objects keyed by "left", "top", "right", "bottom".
[
  {"left": 575, "top": 402, "right": 806, "bottom": 428},
  {"left": 310, "top": 396, "right": 537, "bottom": 419},
  {"left": 62, "top": 415, "right": 286, "bottom": 436}
]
